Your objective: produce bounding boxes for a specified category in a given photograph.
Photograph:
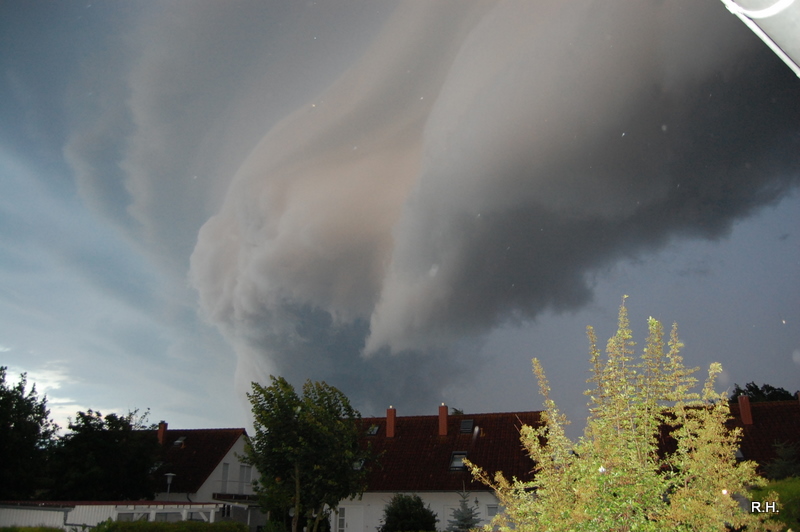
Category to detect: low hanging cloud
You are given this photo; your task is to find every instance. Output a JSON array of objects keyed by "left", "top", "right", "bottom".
[{"left": 188, "top": 0, "right": 800, "bottom": 411}]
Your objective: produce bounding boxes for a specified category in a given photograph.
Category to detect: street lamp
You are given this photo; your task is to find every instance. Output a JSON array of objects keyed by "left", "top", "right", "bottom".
[{"left": 165, "top": 473, "right": 177, "bottom": 497}]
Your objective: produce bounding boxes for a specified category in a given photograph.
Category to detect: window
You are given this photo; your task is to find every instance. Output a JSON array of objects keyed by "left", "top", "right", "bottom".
[
  {"left": 486, "top": 505, "right": 499, "bottom": 518},
  {"left": 449, "top": 451, "right": 468, "bottom": 470},
  {"left": 337, "top": 507, "right": 346, "bottom": 532},
  {"left": 352, "top": 458, "right": 365, "bottom": 470},
  {"left": 366, "top": 424, "right": 379, "bottom": 435},
  {"left": 460, "top": 419, "right": 474, "bottom": 433},
  {"left": 117, "top": 513, "right": 148, "bottom": 522},
  {"left": 221, "top": 462, "right": 229, "bottom": 493},
  {"left": 239, "top": 464, "right": 253, "bottom": 494}
]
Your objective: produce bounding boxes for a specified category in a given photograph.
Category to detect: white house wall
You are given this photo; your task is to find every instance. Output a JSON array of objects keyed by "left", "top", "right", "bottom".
[
  {"left": 195, "top": 435, "right": 257, "bottom": 501},
  {"left": 0, "top": 503, "right": 223, "bottom": 530},
  {"left": 155, "top": 435, "right": 257, "bottom": 502},
  {"left": 0, "top": 507, "right": 68, "bottom": 529},
  {"left": 64, "top": 505, "right": 116, "bottom": 528},
  {"left": 333, "top": 491, "right": 501, "bottom": 532}
]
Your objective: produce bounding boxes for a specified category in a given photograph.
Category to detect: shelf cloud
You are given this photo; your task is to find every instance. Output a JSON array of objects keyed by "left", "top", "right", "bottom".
[{"left": 180, "top": 0, "right": 800, "bottom": 410}]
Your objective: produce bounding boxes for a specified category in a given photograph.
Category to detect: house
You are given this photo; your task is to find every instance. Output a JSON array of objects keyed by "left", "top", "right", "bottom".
[
  {"left": 0, "top": 423, "right": 265, "bottom": 531},
  {"left": 7, "top": 398, "right": 791, "bottom": 532},
  {"left": 331, "top": 405, "right": 541, "bottom": 532},
  {"left": 0, "top": 501, "right": 225, "bottom": 530},
  {"left": 152, "top": 423, "right": 256, "bottom": 501},
  {"left": 728, "top": 395, "right": 800, "bottom": 470},
  {"left": 151, "top": 423, "right": 265, "bottom": 530},
  {"left": 335, "top": 398, "right": 800, "bottom": 532}
]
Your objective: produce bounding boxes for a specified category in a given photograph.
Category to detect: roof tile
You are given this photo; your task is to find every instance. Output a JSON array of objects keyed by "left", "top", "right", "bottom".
[{"left": 359, "top": 411, "right": 540, "bottom": 492}]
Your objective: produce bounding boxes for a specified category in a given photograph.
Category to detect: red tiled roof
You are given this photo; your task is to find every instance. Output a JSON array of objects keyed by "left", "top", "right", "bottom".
[
  {"left": 359, "top": 411, "right": 540, "bottom": 492},
  {"left": 153, "top": 428, "right": 247, "bottom": 494},
  {"left": 728, "top": 399, "right": 800, "bottom": 469}
]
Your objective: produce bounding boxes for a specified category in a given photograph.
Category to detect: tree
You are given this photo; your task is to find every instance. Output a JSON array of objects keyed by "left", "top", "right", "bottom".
[
  {"left": 0, "top": 366, "right": 58, "bottom": 499},
  {"left": 245, "top": 376, "right": 370, "bottom": 532},
  {"left": 379, "top": 494, "right": 438, "bottom": 532},
  {"left": 764, "top": 441, "right": 800, "bottom": 480},
  {"left": 468, "top": 298, "right": 781, "bottom": 532},
  {"left": 730, "top": 382, "right": 797, "bottom": 403},
  {"left": 446, "top": 491, "right": 481, "bottom": 532},
  {"left": 48, "top": 409, "right": 160, "bottom": 500}
]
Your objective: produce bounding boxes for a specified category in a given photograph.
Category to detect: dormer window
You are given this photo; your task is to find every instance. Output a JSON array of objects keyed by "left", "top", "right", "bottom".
[
  {"left": 450, "top": 451, "right": 468, "bottom": 471},
  {"left": 460, "top": 419, "right": 474, "bottom": 433}
]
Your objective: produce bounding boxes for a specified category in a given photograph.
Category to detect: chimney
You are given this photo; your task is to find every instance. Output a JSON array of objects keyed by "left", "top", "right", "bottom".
[
  {"left": 439, "top": 403, "right": 448, "bottom": 436},
  {"left": 386, "top": 406, "right": 396, "bottom": 438},
  {"left": 158, "top": 421, "right": 168, "bottom": 444},
  {"left": 738, "top": 395, "right": 753, "bottom": 425}
]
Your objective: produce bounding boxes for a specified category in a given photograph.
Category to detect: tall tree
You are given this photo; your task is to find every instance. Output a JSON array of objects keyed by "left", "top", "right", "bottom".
[
  {"left": 0, "top": 366, "right": 58, "bottom": 499},
  {"left": 48, "top": 409, "right": 159, "bottom": 500},
  {"left": 245, "top": 377, "right": 370, "bottom": 532},
  {"left": 469, "top": 298, "right": 781, "bottom": 532},
  {"left": 730, "top": 381, "right": 797, "bottom": 403}
]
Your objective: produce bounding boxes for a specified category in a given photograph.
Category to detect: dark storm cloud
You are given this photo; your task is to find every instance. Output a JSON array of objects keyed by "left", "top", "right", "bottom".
[
  {"left": 365, "top": 2, "right": 800, "bottom": 353},
  {"left": 137, "top": 0, "right": 797, "bottom": 412},
  {"left": 227, "top": 303, "right": 482, "bottom": 415},
  {"left": 369, "top": 61, "right": 800, "bottom": 351}
]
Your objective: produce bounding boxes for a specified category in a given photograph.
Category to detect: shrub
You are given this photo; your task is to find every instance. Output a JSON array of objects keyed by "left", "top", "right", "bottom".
[
  {"left": 469, "top": 298, "right": 782, "bottom": 531},
  {"left": 445, "top": 491, "right": 480, "bottom": 532},
  {"left": 379, "top": 494, "right": 438, "bottom": 532}
]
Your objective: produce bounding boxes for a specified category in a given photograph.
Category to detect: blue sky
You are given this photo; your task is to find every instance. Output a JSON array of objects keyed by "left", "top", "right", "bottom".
[{"left": 1, "top": 1, "right": 798, "bottom": 435}]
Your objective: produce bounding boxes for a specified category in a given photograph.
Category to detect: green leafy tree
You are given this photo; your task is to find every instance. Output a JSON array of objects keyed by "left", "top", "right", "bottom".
[
  {"left": 379, "top": 493, "right": 438, "bottom": 532},
  {"left": 469, "top": 298, "right": 781, "bottom": 532},
  {"left": 0, "top": 366, "right": 58, "bottom": 499},
  {"left": 48, "top": 409, "right": 159, "bottom": 500},
  {"left": 245, "top": 377, "right": 370, "bottom": 532},
  {"left": 730, "top": 382, "right": 797, "bottom": 403},
  {"left": 446, "top": 491, "right": 481, "bottom": 532}
]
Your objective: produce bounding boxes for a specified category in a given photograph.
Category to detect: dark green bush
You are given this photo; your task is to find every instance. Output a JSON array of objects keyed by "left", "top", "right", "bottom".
[
  {"left": 258, "top": 521, "right": 287, "bottom": 532},
  {"left": 378, "top": 494, "right": 437, "bottom": 532}
]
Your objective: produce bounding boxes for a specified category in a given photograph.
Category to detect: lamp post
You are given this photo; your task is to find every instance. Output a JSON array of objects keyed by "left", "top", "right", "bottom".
[{"left": 165, "top": 473, "right": 176, "bottom": 498}]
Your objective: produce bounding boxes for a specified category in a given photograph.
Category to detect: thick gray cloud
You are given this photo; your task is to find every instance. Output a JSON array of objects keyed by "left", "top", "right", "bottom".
[
  {"left": 5, "top": 0, "right": 794, "bottom": 422},
  {"left": 188, "top": 0, "right": 800, "bottom": 411}
]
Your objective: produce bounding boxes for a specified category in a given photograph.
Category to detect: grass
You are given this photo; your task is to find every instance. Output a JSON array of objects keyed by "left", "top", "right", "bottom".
[{"left": 750, "top": 476, "right": 800, "bottom": 530}]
